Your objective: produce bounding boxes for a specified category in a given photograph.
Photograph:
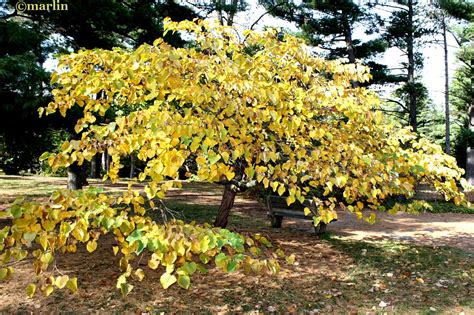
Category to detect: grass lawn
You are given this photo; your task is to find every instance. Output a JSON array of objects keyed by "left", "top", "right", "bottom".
[{"left": 0, "top": 175, "right": 473, "bottom": 313}]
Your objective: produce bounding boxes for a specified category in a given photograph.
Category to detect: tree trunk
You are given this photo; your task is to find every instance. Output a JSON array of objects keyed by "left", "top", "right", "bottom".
[
  {"left": 67, "top": 163, "right": 83, "bottom": 190},
  {"left": 467, "top": 59, "right": 474, "bottom": 185},
  {"left": 442, "top": 15, "right": 450, "bottom": 154},
  {"left": 90, "top": 153, "right": 101, "bottom": 178},
  {"left": 407, "top": 0, "right": 417, "bottom": 132},
  {"left": 226, "top": 0, "right": 239, "bottom": 26},
  {"left": 129, "top": 155, "right": 135, "bottom": 179},
  {"left": 342, "top": 17, "right": 356, "bottom": 65},
  {"left": 102, "top": 149, "right": 111, "bottom": 173},
  {"left": 342, "top": 14, "right": 359, "bottom": 87},
  {"left": 214, "top": 183, "right": 237, "bottom": 228}
]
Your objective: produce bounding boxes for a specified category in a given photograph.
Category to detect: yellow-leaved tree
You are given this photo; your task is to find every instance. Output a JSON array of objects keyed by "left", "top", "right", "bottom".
[{"left": 0, "top": 18, "right": 468, "bottom": 296}]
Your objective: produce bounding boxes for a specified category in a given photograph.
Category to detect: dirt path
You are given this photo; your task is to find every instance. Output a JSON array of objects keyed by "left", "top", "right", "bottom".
[{"left": 166, "top": 189, "right": 474, "bottom": 253}]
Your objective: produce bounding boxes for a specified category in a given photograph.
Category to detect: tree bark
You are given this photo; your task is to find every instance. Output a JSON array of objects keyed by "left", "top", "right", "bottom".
[
  {"left": 226, "top": 0, "right": 239, "bottom": 26},
  {"left": 407, "top": 0, "right": 417, "bottom": 132},
  {"left": 342, "top": 16, "right": 356, "bottom": 64},
  {"left": 90, "top": 153, "right": 101, "bottom": 178},
  {"left": 342, "top": 14, "right": 359, "bottom": 88},
  {"left": 129, "top": 155, "right": 135, "bottom": 179},
  {"left": 442, "top": 15, "right": 450, "bottom": 154},
  {"left": 102, "top": 149, "right": 111, "bottom": 173},
  {"left": 67, "top": 163, "right": 83, "bottom": 190},
  {"left": 467, "top": 60, "right": 474, "bottom": 184},
  {"left": 214, "top": 183, "right": 237, "bottom": 228}
]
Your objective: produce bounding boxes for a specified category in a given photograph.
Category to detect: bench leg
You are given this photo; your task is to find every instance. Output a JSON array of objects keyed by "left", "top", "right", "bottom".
[
  {"left": 271, "top": 215, "right": 283, "bottom": 228},
  {"left": 314, "top": 222, "right": 327, "bottom": 235}
]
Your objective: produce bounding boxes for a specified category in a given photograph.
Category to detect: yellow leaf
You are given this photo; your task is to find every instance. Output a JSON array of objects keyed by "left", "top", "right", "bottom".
[
  {"left": 286, "top": 195, "right": 295, "bottom": 206},
  {"left": 285, "top": 254, "right": 296, "bottom": 265},
  {"left": 303, "top": 207, "right": 311, "bottom": 216},
  {"left": 196, "top": 156, "right": 206, "bottom": 165},
  {"left": 277, "top": 185, "right": 285, "bottom": 196},
  {"left": 38, "top": 233, "right": 49, "bottom": 250},
  {"left": 86, "top": 241, "right": 97, "bottom": 253},
  {"left": 160, "top": 271, "right": 177, "bottom": 289},
  {"left": 66, "top": 277, "right": 78, "bottom": 293},
  {"left": 134, "top": 268, "right": 145, "bottom": 281},
  {"left": 55, "top": 275, "right": 69, "bottom": 289},
  {"left": 148, "top": 259, "right": 160, "bottom": 270},
  {"left": 43, "top": 285, "right": 54, "bottom": 297}
]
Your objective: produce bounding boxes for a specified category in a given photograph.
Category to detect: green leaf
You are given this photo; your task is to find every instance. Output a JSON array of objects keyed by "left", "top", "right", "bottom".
[
  {"left": 9, "top": 205, "right": 22, "bottom": 218},
  {"left": 177, "top": 274, "right": 191, "bottom": 289},
  {"left": 26, "top": 283, "right": 36, "bottom": 297},
  {"left": 208, "top": 151, "right": 221, "bottom": 165},
  {"left": 136, "top": 239, "right": 147, "bottom": 255},
  {"left": 199, "top": 253, "right": 210, "bottom": 264},
  {"left": 107, "top": 122, "right": 117, "bottom": 133},
  {"left": 196, "top": 263, "right": 208, "bottom": 274},
  {"left": 39, "top": 152, "right": 50, "bottom": 161},
  {"left": 66, "top": 277, "right": 78, "bottom": 293},
  {"left": 0, "top": 268, "right": 8, "bottom": 280},
  {"left": 226, "top": 260, "right": 238, "bottom": 272},
  {"left": 126, "top": 229, "right": 142, "bottom": 245},
  {"left": 120, "top": 283, "right": 134, "bottom": 296},
  {"left": 182, "top": 261, "right": 197, "bottom": 275}
]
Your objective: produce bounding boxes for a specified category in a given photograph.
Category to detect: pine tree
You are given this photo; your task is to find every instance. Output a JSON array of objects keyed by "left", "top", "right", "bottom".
[
  {"left": 380, "top": 0, "right": 434, "bottom": 133},
  {"left": 259, "top": 0, "right": 399, "bottom": 86}
]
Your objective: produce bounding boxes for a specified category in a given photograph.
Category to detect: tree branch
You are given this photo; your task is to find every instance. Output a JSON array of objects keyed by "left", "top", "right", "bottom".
[
  {"left": 248, "top": 2, "right": 286, "bottom": 31},
  {"left": 384, "top": 98, "right": 408, "bottom": 111}
]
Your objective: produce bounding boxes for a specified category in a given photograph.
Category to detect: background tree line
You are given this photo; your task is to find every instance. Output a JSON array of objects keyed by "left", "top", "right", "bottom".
[{"left": 0, "top": 0, "right": 472, "bottom": 182}]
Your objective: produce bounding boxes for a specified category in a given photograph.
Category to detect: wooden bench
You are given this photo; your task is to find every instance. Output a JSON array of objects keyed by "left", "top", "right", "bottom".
[{"left": 265, "top": 195, "right": 335, "bottom": 235}]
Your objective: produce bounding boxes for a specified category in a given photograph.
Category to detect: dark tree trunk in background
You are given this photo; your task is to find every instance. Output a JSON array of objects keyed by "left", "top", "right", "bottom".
[
  {"left": 407, "top": 0, "right": 418, "bottom": 132},
  {"left": 442, "top": 15, "right": 450, "bottom": 154},
  {"left": 67, "top": 162, "right": 89, "bottom": 190},
  {"left": 90, "top": 153, "right": 101, "bottom": 178},
  {"left": 67, "top": 131, "right": 88, "bottom": 189},
  {"left": 68, "top": 163, "right": 83, "bottom": 190},
  {"left": 102, "top": 149, "right": 111, "bottom": 173},
  {"left": 129, "top": 155, "right": 135, "bottom": 179},
  {"left": 342, "top": 15, "right": 359, "bottom": 88},
  {"left": 467, "top": 59, "right": 474, "bottom": 185},
  {"left": 214, "top": 183, "right": 237, "bottom": 228},
  {"left": 343, "top": 17, "right": 356, "bottom": 64}
]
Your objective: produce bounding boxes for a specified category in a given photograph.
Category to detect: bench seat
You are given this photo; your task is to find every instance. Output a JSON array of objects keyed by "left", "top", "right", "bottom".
[{"left": 265, "top": 195, "right": 335, "bottom": 235}]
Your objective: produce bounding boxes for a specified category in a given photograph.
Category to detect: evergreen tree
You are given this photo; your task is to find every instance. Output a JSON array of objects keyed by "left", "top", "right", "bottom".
[
  {"left": 380, "top": 0, "right": 434, "bottom": 133},
  {"left": 186, "top": 0, "right": 248, "bottom": 26},
  {"left": 0, "top": 19, "right": 57, "bottom": 174},
  {"left": 0, "top": 0, "right": 197, "bottom": 181},
  {"left": 259, "top": 0, "right": 399, "bottom": 86},
  {"left": 440, "top": 1, "right": 474, "bottom": 170}
]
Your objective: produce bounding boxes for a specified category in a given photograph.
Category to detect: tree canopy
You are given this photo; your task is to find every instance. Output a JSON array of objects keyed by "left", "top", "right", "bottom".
[{"left": 1, "top": 19, "right": 468, "bottom": 297}]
